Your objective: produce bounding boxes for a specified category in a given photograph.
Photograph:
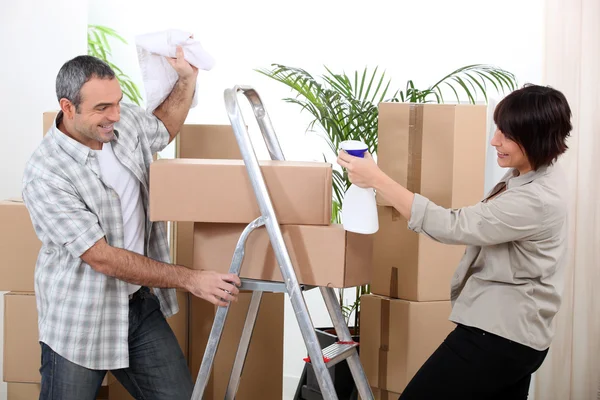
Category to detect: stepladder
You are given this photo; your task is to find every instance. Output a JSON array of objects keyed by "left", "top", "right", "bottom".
[{"left": 190, "top": 86, "right": 374, "bottom": 400}]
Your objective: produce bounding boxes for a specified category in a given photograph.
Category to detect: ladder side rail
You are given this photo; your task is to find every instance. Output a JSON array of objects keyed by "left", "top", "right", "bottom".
[
  {"left": 224, "top": 87, "right": 339, "bottom": 400},
  {"left": 191, "top": 217, "right": 265, "bottom": 400},
  {"left": 321, "top": 287, "right": 374, "bottom": 399}
]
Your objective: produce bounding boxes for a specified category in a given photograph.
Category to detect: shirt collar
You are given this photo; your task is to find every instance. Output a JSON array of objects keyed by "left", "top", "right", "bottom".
[
  {"left": 49, "top": 111, "right": 119, "bottom": 165},
  {"left": 505, "top": 165, "right": 550, "bottom": 189}
]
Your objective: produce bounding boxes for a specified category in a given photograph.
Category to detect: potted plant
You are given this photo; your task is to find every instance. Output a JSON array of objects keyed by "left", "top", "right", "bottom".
[
  {"left": 88, "top": 24, "right": 143, "bottom": 106},
  {"left": 257, "top": 63, "right": 518, "bottom": 399}
]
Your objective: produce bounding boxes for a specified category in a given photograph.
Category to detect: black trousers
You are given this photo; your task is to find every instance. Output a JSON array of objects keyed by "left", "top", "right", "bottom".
[{"left": 399, "top": 324, "right": 548, "bottom": 400}]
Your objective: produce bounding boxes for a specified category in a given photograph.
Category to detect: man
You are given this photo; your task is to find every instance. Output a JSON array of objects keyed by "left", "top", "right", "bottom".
[{"left": 22, "top": 48, "right": 241, "bottom": 400}]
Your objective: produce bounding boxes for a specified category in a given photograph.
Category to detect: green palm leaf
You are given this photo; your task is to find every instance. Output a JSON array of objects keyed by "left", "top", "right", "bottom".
[
  {"left": 87, "top": 25, "right": 143, "bottom": 106},
  {"left": 426, "top": 64, "right": 517, "bottom": 104}
]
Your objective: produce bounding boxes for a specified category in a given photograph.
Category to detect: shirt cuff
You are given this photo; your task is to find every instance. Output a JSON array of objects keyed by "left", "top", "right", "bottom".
[
  {"left": 65, "top": 224, "right": 106, "bottom": 258},
  {"left": 408, "top": 193, "right": 429, "bottom": 233}
]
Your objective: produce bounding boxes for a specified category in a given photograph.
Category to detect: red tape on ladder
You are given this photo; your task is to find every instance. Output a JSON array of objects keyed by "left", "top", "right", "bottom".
[
  {"left": 304, "top": 356, "right": 331, "bottom": 363},
  {"left": 303, "top": 341, "right": 358, "bottom": 363}
]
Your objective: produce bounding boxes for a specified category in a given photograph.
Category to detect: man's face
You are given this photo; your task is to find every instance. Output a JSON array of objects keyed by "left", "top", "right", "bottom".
[{"left": 72, "top": 77, "right": 122, "bottom": 145}]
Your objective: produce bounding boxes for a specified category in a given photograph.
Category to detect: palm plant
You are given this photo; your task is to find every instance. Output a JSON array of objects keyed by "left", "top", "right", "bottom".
[
  {"left": 257, "top": 63, "right": 518, "bottom": 334},
  {"left": 88, "top": 25, "right": 143, "bottom": 106}
]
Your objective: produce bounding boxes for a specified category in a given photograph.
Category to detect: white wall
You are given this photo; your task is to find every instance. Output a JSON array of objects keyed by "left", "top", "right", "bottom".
[
  {"left": 0, "top": 2, "right": 88, "bottom": 200},
  {"left": 0, "top": 0, "right": 543, "bottom": 398},
  {"left": 0, "top": 1, "right": 89, "bottom": 398}
]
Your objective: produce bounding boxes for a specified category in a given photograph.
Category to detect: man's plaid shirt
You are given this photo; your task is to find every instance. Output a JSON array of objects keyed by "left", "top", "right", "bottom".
[{"left": 22, "top": 103, "right": 178, "bottom": 370}]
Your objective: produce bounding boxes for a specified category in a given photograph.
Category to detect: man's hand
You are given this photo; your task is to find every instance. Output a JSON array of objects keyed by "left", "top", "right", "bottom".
[
  {"left": 186, "top": 270, "right": 241, "bottom": 307},
  {"left": 165, "top": 45, "right": 198, "bottom": 81},
  {"left": 337, "top": 151, "right": 384, "bottom": 189}
]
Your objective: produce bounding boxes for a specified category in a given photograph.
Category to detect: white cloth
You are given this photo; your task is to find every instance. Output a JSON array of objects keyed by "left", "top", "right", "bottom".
[
  {"left": 135, "top": 29, "right": 215, "bottom": 114},
  {"left": 94, "top": 142, "right": 146, "bottom": 295}
]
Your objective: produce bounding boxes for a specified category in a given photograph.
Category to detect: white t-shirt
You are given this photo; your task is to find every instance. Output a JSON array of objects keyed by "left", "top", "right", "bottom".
[{"left": 94, "top": 142, "right": 145, "bottom": 295}]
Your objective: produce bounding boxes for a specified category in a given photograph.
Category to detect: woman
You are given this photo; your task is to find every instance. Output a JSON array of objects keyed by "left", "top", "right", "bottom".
[{"left": 337, "top": 84, "right": 572, "bottom": 399}]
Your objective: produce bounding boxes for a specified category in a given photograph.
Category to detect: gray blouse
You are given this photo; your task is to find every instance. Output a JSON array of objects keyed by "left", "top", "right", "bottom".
[{"left": 408, "top": 164, "right": 568, "bottom": 350}]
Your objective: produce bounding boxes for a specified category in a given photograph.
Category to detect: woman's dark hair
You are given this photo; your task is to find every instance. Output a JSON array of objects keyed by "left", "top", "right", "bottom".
[{"left": 493, "top": 84, "right": 572, "bottom": 170}]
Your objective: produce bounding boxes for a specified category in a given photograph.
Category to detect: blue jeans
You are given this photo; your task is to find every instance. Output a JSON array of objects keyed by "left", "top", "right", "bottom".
[{"left": 39, "top": 287, "right": 193, "bottom": 400}]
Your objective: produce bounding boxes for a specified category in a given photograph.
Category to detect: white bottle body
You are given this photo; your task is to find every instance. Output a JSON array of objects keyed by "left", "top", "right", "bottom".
[{"left": 341, "top": 184, "right": 379, "bottom": 234}]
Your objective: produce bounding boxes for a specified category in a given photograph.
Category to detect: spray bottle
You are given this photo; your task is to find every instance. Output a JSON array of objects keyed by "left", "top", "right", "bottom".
[{"left": 340, "top": 140, "right": 379, "bottom": 234}]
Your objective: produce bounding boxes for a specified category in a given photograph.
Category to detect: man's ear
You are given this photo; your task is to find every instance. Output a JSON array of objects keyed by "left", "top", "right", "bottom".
[{"left": 59, "top": 98, "right": 76, "bottom": 119}]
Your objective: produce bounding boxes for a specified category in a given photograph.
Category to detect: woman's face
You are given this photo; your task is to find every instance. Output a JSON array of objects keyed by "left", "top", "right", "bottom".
[{"left": 490, "top": 129, "right": 532, "bottom": 174}]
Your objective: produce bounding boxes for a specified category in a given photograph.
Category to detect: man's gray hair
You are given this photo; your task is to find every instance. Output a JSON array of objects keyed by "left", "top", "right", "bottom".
[{"left": 56, "top": 55, "right": 116, "bottom": 111}]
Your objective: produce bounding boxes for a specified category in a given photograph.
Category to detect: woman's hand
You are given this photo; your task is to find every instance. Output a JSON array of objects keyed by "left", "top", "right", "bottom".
[
  {"left": 336, "top": 151, "right": 384, "bottom": 188},
  {"left": 338, "top": 150, "right": 415, "bottom": 220}
]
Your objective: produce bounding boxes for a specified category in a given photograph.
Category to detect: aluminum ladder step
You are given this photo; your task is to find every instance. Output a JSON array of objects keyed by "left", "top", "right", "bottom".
[
  {"left": 240, "top": 278, "right": 316, "bottom": 293},
  {"left": 303, "top": 341, "right": 359, "bottom": 368}
]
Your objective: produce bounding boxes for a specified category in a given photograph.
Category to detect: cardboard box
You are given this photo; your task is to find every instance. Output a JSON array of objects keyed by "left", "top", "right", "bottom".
[
  {"left": 171, "top": 124, "right": 242, "bottom": 268},
  {"left": 43, "top": 111, "right": 58, "bottom": 135},
  {"left": 3, "top": 291, "right": 188, "bottom": 384},
  {"left": 376, "top": 103, "right": 486, "bottom": 208},
  {"left": 373, "top": 387, "right": 402, "bottom": 400},
  {"left": 373, "top": 103, "right": 486, "bottom": 300},
  {"left": 150, "top": 159, "right": 332, "bottom": 225},
  {"left": 176, "top": 124, "right": 242, "bottom": 160},
  {"left": 105, "top": 381, "right": 133, "bottom": 400},
  {"left": 371, "top": 206, "right": 465, "bottom": 301},
  {"left": 6, "top": 383, "right": 42, "bottom": 400},
  {"left": 360, "top": 294, "right": 454, "bottom": 394},
  {"left": 0, "top": 200, "right": 41, "bottom": 292},
  {"left": 189, "top": 292, "right": 284, "bottom": 399},
  {"left": 3, "top": 293, "right": 38, "bottom": 383},
  {"left": 171, "top": 221, "right": 194, "bottom": 268},
  {"left": 193, "top": 223, "right": 372, "bottom": 288}
]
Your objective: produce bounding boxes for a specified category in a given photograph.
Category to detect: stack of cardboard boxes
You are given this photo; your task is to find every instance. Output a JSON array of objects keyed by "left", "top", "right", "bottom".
[
  {"left": 360, "top": 103, "right": 488, "bottom": 398},
  {"left": 151, "top": 124, "right": 374, "bottom": 398},
  {"left": 166, "top": 124, "right": 286, "bottom": 400}
]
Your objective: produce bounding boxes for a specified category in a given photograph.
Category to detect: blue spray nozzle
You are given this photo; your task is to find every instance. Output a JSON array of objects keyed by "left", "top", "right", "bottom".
[{"left": 340, "top": 140, "right": 368, "bottom": 158}]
